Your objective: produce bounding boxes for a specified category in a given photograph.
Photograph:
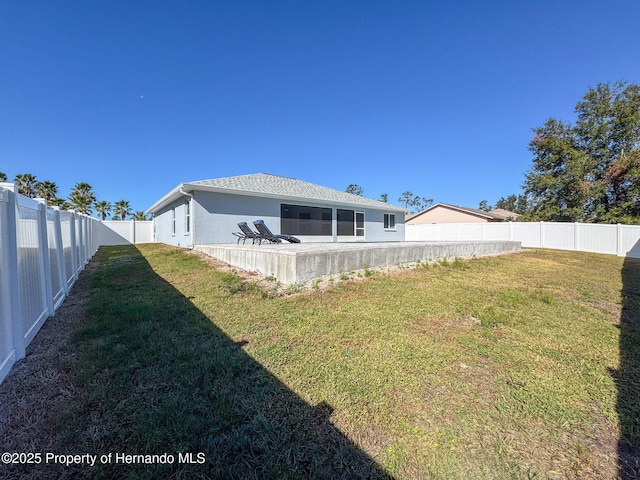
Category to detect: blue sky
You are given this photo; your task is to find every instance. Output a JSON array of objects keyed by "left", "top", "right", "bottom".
[{"left": 2, "top": 1, "right": 639, "bottom": 215}]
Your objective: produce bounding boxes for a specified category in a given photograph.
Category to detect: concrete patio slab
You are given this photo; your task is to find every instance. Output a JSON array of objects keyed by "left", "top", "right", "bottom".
[{"left": 194, "top": 241, "right": 521, "bottom": 285}]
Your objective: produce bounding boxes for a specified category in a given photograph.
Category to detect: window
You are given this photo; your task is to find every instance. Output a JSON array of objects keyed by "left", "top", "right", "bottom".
[
  {"left": 384, "top": 213, "right": 396, "bottom": 230},
  {"left": 185, "top": 200, "right": 191, "bottom": 235},
  {"left": 281, "top": 204, "right": 332, "bottom": 235},
  {"left": 171, "top": 207, "right": 176, "bottom": 235},
  {"left": 337, "top": 209, "right": 354, "bottom": 236},
  {"left": 356, "top": 211, "right": 365, "bottom": 236}
]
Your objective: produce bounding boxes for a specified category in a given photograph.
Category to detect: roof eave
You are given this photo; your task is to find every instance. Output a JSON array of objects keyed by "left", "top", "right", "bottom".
[
  {"left": 148, "top": 183, "right": 406, "bottom": 213},
  {"left": 146, "top": 183, "right": 190, "bottom": 214}
]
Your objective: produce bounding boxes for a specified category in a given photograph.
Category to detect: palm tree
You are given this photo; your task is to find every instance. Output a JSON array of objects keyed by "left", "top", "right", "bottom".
[
  {"left": 14, "top": 173, "right": 39, "bottom": 197},
  {"left": 132, "top": 211, "right": 148, "bottom": 221},
  {"left": 113, "top": 200, "right": 132, "bottom": 220},
  {"left": 0, "top": 172, "right": 7, "bottom": 182},
  {"left": 68, "top": 182, "right": 96, "bottom": 214},
  {"left": 94, "top": 200, "right": 112, "bottom": 221},
  {"left": 48, "top": 198, "right": 66, "bottom": 208},
  {"left": 35, "top": 180, "right": 58, "bottom": 202}
]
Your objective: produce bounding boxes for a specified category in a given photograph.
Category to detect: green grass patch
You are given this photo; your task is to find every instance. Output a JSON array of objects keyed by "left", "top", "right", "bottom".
[{"left": 27, "top": 245, "right": 640, "bottom": 479}]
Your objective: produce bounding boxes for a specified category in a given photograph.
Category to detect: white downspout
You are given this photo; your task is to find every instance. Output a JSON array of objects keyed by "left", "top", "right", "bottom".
[{"left": 180, "top": 188, "right": 195, "bottom": 249}]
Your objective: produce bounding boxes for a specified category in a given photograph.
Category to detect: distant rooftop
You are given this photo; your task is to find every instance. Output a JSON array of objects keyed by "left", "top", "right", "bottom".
[{"left": 406, "top": 202, "right": 520, "bottom": 222}]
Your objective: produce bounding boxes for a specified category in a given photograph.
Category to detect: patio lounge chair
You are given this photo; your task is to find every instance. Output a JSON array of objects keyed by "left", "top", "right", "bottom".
[
  {"left": 234, "top": 222, "right": 264, "bottom": 244},
  {"left": 253, "top": 219, "right": 301, "bottom": 244}
]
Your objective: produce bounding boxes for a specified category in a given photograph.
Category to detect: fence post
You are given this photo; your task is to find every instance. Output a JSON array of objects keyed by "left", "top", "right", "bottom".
[
  {"left": 0, "top": 185, "right": 25, "bottom": 360},
  {"left": 78, "top": 215, "right": 86, "bottom": 268},
  {"left": 509, "top": 221, "right": 513, "bottom": 241},
  {"left": 574, "top": 222, "right": 579, "bottom": 251},
  {"left": 540, "top": 221, "right": 545, "bottom": 248},
  {"left": 69, "top": 212, "right": 78, "bottom": 281},
  {"left": 131, "top": 219, "right": 136, "bottom": 244},
  {"left": 36, "top": 200, "right": 55, "bottom": 317},
  {"left": 617, "top": 223, "right": 622, "bottom": 257},
  {"left": 81, "top": 216, "right": 86, "bottom": 263},
  {"left": 53, "top": 208, "right": 69, "bottom": 295}
]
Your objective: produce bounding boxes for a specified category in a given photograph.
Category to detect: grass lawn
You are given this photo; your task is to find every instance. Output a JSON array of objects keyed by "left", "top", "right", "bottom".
[{"left": 3, "top": 244, "right": 639, "bottom": 479}]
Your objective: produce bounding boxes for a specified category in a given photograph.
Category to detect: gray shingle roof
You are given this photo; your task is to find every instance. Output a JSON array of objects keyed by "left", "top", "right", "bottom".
[{"left": 188, "top": 173, "right": 404, "bottom": 211}]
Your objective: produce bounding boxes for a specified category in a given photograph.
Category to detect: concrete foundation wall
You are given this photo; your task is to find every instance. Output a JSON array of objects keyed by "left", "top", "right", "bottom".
[{"left": 195, "top": 241, "right": 521, "bottom": 285}]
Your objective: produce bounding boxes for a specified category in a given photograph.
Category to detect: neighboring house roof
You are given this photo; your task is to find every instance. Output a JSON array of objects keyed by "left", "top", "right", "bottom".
[
  {"left": 489, "top": 208, "right": 520, "bottom": 220},
  {"left": 147, "top": 173, "right": 405, "bottom": 214},
  {"left": 406, "top": 203, "right": 520, "bottom": 223}
]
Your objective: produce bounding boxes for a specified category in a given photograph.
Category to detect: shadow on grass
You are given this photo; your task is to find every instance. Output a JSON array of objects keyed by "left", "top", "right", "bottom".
[
  {"left": 16, "top": 245, "right": 392, "bottom": 479},
  {"left": 617, "top": 248, "right": 640, "bottom": 479}
]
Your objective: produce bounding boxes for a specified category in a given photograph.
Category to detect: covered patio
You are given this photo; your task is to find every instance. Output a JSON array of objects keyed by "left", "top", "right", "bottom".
[{"left": 194, "top": 241, "right": 521, "bottom": 285}]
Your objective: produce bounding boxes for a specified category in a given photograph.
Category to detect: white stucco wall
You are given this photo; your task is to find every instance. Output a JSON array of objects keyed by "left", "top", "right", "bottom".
[{"left": 153, "top": 198, "right": 193, "bottom": 247}]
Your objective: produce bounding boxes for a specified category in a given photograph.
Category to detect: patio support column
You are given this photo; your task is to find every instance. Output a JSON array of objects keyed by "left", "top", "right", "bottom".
[{"left": 332, "top": 207, "right": 337, "bottom": 242}]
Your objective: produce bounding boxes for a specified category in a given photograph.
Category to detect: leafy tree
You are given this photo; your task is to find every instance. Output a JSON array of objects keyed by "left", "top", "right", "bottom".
[
  {"left": 68, "top": 182, "right": 96, "bottom": 214},
  {"left": 14, "top": 173, "right": 39, "bottom": 197},
  {"left": 398, "top": 192, "right": 433, "bottom": 213},
  {"left": 345, "top": 184, "right": 363, "bottom": 196},
  {"left": 495, "top": 195, "right": 518, "bottom": 212},
  {"left": 378, "top": 193, "right": 388, "bottom": 203},
  {"left": 132, "top": 211, "right": 149, "bottom": 221},
  {"left": 113, "top": 200, "right": 132, "bottom": 220},
  {"left": 414, "top": 196, "right": 433, "bottom": 212},
  {"left": 478, "top": 200, "right": 491, "bottom": 212},
  {"left": 0, "top": 172, "right": 7, "bottom": 182},
  {"left": 398, "top": 191, "right": 415, "bottom": 210},
  {"left": 94, "top": 200, "right": 112, "bottom": 221},
  {"left": 35, "top": 180, "right": 58, "bottom": 202},
  {"left": 523, "top": 81, "right": 640, "bottom": 223},
  {"left": 495, "top": 194, "right": 530, "bottom": 215}
]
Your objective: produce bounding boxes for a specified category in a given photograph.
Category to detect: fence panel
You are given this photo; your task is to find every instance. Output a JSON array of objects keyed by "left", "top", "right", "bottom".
[
  {"left": 134, "top": 221, "right": 154, "bottom": 243},
  {"left": 0, "top": 186, "right": 18, "bottom": 383},
  {"left": 620, "top": 225, "right": 640, "bottom": 258},
  {"left": 542, "top": 222, "right": 575, "bottom": 251},
  {"left": 458, "top": 223, "right": 484, "bottom": 240},
  {"left": 510, "top": 223, "right": 542, "bottom": 247},
  {"left": 407, "top": 221, "right": 640, "bottom": 258},
  {"left": 484, "top": 222, "right": 511, "bottom": 241},
  {"left": 47, "top": 208, "right": 66, "bottom": 309},
  {"left": 100, "top": 221, "right": 133, "bottom": 245},
  {"left": 99, "top": 220, "right": 154, "bottom": 245},
  {"left": 576, "top": 223, "right": 618, "bottom": 255},
  {"left": 0, "top": 184, "right": 101, "bottom": 385},
  {"left": 16, "top": 196, "right": 49, "bottom": 347},
  {"left": 60, "top": 211, "right": 77, "bottom": 288}
]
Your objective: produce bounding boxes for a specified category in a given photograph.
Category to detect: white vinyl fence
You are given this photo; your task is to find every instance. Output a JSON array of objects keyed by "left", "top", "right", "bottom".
[
  {"left": 0, "top": 184, "right": 104, "bottom": 384},
  {"left": 406, "top": 221, "right": 640, "bottom": 258},
  {"left": 99, "top": 220, "right": 153, "bottom": 245}
]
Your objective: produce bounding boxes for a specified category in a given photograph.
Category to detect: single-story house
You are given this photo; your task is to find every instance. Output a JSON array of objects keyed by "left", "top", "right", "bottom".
[
  {"left": 406, "top": 203, "right": 520, "bottom": 224},
  {"left": 147, "top": 173, "right": 406, "bottom": 246}
]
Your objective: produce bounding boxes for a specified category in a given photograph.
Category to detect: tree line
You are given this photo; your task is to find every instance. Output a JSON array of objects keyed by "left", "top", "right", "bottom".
[
  {"left": 348, "top": 81, "right": 640, "bottom": 224},
  {"left": 0, "top": 172, "right": 148, "bottom": 221},
  {"left": 493, "top": 81, "right": 640, "bottom": 223},
  {"left": 345, "top": 183, "right": 433, "bottom": 214}
]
